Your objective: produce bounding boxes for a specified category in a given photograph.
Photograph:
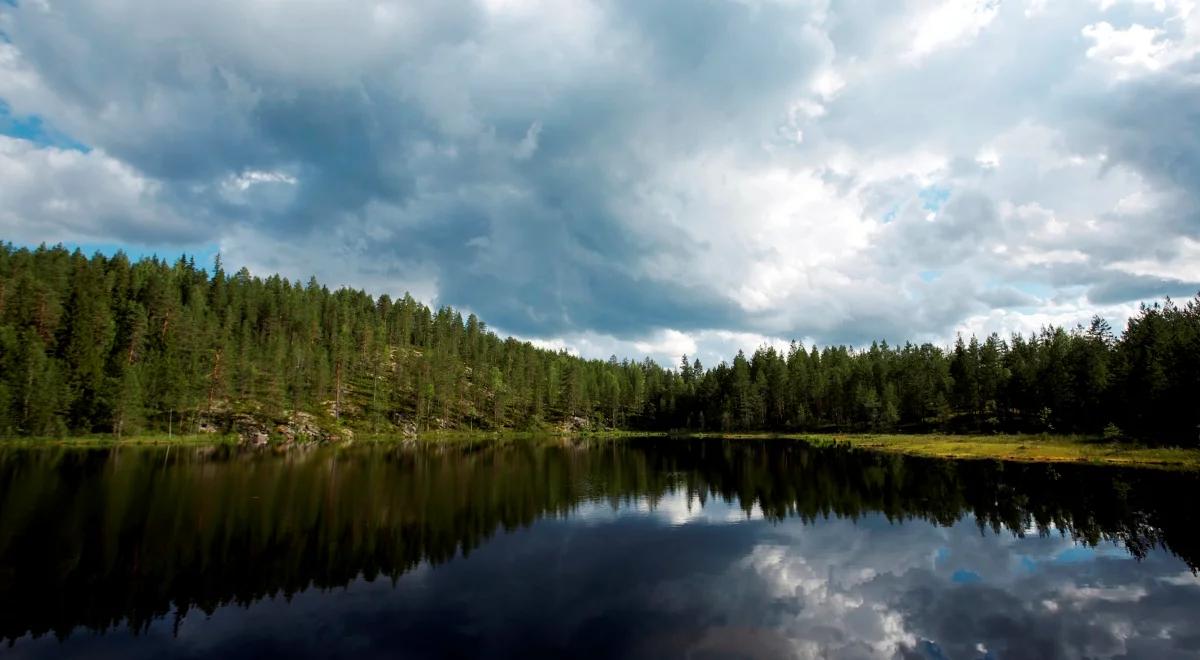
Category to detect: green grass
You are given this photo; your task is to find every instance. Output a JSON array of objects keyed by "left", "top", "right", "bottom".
[
  {"left": 0, "top": 433, "right": 240, "bottom": 449},
  {"left": 0, "top": 428, "right": 651, "bottom": 449},
  {"left": 5, "top": 430, "right": 1198, "bottom": 470},
  {"left": 682, "top": 432, "right": 1200, "bottom": 470}
]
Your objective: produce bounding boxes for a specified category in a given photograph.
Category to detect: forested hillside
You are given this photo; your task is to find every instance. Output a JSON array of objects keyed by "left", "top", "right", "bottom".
[{"left": 0, "top": 244, "right": 1196, "bottom": 444}]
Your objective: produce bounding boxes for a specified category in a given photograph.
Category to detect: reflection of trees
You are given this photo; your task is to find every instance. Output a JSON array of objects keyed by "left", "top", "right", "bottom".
[{"left": 0, "top": 439, "right": 1196, "bottom": 643}]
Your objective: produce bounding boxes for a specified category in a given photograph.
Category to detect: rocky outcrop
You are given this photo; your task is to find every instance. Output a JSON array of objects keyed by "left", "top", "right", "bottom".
[
  {"left": 273, "top": 411, "right": 324, "bottom": 444},
  {"left": 225, "top": 410, "right": 354, "bottom": 447},
  {"left": 232, "top": 414, "right": 271, "bottom": 448},
  {"left": 558, "top": 415, "right": 592, "bottom": 433},
  {"left": 392, "top": 415, "right": 419, "bottom": 441}
]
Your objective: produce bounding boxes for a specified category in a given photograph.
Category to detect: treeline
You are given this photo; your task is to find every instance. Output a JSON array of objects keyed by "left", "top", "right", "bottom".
[
  {"left": 675, "top": 309, "right": 1198, "bottom": 442},
  {"left": 0, "top": 244, "right": 1197, "bottom": 443}
]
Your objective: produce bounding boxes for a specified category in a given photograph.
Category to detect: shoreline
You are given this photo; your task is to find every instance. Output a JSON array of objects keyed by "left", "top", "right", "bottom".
[
  {"left": 2, "top": 431, "right": 1198, "bottom": 470},
  {"left": 689, "top": 432, "right": 1200, "bottom": 470}
]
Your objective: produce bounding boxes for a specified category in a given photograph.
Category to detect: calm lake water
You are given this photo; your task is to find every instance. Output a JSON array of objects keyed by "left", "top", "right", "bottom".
[{"left": 1, "top": 437, "right": 1198, "bottom": 659}]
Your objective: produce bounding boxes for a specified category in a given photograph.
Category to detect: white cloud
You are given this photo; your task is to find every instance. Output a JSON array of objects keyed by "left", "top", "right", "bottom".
[
  {"left": 1083, "top": 22, "right": 1173, "bottom": 73},
  {"left": 908, "top": 0, "right": 1001, "bottom": 60},
  {"left": 632, "top": 329, "right": 698, "bottom": 362},
  {"left": 632, "top": 490, "right": 764, "bottom": 526},
  {"left": 513, "top": 121, "right": 543, "bottom": 160},
  {"left": 0, "top": 136, "right": 199, "bottom": 245},
  {"left": 224, "top": 169, "right": 297, "bottom": 192},
  {"left": 953, "top": 298, "right": 1143, "bottom": 340},
  {"left": 1083, "top": 0, "right": 1200, "bottom": 76},
  {"left": 508, "top": 327, "right": 790, "bottom": 369},
  {"left": 1111, "top": 237, "right": 1200, "bottom": 281}
]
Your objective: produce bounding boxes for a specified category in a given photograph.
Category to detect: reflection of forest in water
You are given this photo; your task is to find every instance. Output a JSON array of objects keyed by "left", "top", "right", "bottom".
[{"left": 1, "top": 437, "right": 1197, "bottom": 642}]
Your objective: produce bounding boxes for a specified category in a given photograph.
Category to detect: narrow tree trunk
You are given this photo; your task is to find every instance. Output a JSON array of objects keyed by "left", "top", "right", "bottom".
[
  {"left": 23, "top": 366, "right": 33, "bottom": 430},
  {"left": 370, "top": 352, "right": 379, "bottom": 431},
  {"left": 207, "top": 349, "right": 223, "bottom": 412},
  {"left": 334, "top": 359, "right": 342, "bottom": 420}
]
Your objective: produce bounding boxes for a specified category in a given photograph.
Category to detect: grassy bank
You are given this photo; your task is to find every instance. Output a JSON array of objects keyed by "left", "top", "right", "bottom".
[
  {"left": 682, "top": 432, "right": 1200, "bottom": 470},
  {"left": 0, "top": 433, "right": 242, "bottom": 449},
  {"left": 4, "top": 430, "right": 1198, "bottom": 470},
  {"left": 0, "top": 428, "right": 651, "bottom": 449}
]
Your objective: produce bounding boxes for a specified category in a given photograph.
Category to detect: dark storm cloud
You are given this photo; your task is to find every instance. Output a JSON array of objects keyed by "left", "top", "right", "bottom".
[
  {"left": 1077, "top": 75, "right": 1200, "bottom": 241},
  {"left": 1088, "top": 272, "right": 1200, "bottom": 305},
  {"left": 978, "top": 286, "right": 1039, "bottom": 309}
]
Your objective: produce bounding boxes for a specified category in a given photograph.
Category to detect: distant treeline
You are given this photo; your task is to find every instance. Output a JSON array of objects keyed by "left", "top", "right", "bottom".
[{"left": 0, "top": 244, "right": 1197, "bottom": 443}]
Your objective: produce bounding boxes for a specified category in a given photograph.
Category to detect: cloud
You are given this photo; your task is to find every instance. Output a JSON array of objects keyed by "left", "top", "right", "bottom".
[
  {"left": 908, "top": 0, "right": 1002, "bottom": 60},
  {"left": 1, "top": 0, "right": 1198, "bottom": 360},
  {"left": 1087, "top": 271, "right": 1200, "bottom": 304},
  {"left": 735, "top": 515, "right": 1200, "bottom": 659},
  {"left": 0, "top": 136, "right": 201, "bottom": 245}
]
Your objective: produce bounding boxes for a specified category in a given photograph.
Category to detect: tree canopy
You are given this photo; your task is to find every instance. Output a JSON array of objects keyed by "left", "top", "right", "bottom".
[{"left": 1, "top": 243, "right": 1196, "bottom": 444}]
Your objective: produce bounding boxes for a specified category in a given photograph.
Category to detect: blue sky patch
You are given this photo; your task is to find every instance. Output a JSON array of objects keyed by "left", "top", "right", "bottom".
[
  {"left": 950, "top": 569, "right": 982, "bottom": 584},
  {"left": 22, "top": 241, "right": 221, "bottom": 272},
  {"left": 1054, "top": 543, "right": 1127, "bottom": 564},
  {"left": 918, "top": 186, "right": 951, "bottom": 213},
  {"left": 1053, "top": 546, "right": 1097, "bottom": 564},
  {"left": 917, "top": 639, "right": 950, "bottom": 660},
  {"left": 1011, "top": 281, "right": 1055, "bottom": 299},
  {"left": 0, "top": 101, "right": 90, "bottom": 152}
]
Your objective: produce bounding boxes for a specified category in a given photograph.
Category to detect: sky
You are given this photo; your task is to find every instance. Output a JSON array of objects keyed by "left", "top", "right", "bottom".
[{"left": 1, "top": 0, "right": 1198, "bottom": 367}]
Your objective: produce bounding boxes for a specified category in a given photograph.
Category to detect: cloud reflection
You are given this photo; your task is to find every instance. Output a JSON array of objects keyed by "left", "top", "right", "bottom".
[{"left": 3, "top": 440, "right": 1199, "bottom": 659}]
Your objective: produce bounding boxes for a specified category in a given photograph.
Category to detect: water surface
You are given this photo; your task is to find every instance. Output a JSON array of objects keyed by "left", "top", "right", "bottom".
[{"left": 1, "top": 437, "right": 1198, "bottom": 659}]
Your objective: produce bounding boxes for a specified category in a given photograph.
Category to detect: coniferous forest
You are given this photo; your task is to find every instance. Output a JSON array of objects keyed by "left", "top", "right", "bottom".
[{"left": 0, "top": 243, "right": 1197, "bottom": 444}]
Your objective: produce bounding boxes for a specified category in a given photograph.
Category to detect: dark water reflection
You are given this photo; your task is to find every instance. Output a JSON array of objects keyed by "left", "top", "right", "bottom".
[{"left": 1, "top": 437, "right": 1198, "bottom": 659}]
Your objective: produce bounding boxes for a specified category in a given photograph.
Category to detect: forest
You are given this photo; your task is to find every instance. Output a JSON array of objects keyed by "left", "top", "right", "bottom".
[{"left": 0, "top": 243, "right": 1197, "bottom": 444}]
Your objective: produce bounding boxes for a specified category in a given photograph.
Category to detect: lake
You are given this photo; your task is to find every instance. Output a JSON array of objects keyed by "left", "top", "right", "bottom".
[{"left": 1, "top": 437, "right": 1198, "bottom": 659}]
